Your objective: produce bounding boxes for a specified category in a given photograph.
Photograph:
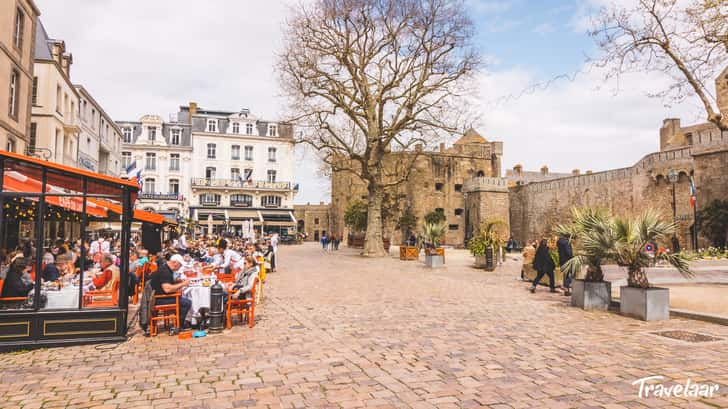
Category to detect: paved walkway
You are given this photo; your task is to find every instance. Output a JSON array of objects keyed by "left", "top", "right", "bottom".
[{"left": 1, "top": 243, "right": 727, "bottom": 409}]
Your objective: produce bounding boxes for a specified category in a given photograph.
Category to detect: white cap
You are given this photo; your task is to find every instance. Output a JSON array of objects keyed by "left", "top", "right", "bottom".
[{"left": 169, "top": 254, "right": 185, "bottom": 265}]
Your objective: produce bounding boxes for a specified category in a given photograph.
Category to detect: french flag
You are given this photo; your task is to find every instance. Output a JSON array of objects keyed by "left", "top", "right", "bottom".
[
  {"left": 689, "top": 177, "right": 697, "bottom": 208},
  {"left": 125, "top": 160, "right": 143, "bottom": 190}
]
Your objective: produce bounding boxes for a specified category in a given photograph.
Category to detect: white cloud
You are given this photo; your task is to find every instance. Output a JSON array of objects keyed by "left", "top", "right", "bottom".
[{"left": 477, "top": 65, "right": 706, "bottom": 175}]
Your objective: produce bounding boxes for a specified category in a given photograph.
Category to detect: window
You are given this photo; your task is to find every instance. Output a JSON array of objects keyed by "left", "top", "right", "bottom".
[
  {"left": 170, "top": 129, "right": 181, "bottom": 145},
  {"left": 8, "top": 69, "right": 19, "bottom": 119},
  {"left": 121, "top": 152, "right": 131, "bottom": 169},
  {"left": 268, "top": 124, "right": 277, "bottom": 136},
  {"left": 163, "top": 154, "right": 178, "bottom": 172},
  {"left": 31, "top": 77, "right": 38, "bottom": 105},
  {"left": 145, "top": 153, "right": 156, "bottom": 170},
  {"left": 314, "top": 218, "right": 320, "bottom": 225},
  {"left": 200, "top": 193, "right": 221, "bottom": 206},
  {"left": 206, "top": 119, "right": 218, "bottom": 132},
  {"left": 267, "top": 170, "right": 277, "bottom": 183},
  {"left": 455, "top": 184, "right": 463, "bottom": 192},
  {"left": 454, "top": 208, "right": 464, "bottom": 216},
  {"left": 230, "top": 194, "right": 252, "bottom": 207},
  {"left": 13, "top": 7, "right": 24, "bottom": 50},
  {"left": 122, "top": 127, "right": 132, "bottom": 143},
  {"left": 205, "top": 167, "right": 216, "bottom": 179},
  {"left": 207, "top": 143, "right": 216, "bottom": 159},
  {"left": 231, "top": 145, "right": 240, "bottom": 160},
  {"left": 230, "top": 168, "right": 240, "bottom": 180},
  {"left": 148, "top": 127, "right": 156, "bottom": 141},
  {"left": 268, "top": 147, "right": 277, "bottom": 162},
  {"left": 56, "top": 85, "right": 61, "bottom": 114},
  {"left": 261, "top": 195, "right": 282, "bottom": 207},
  {"left": 476, "top": 170, "right": 485, "bottom": 177},
  {"left": 6, "top": 139, "right": 15, "bottom": 153},
  {"left": 168, "top": 179, "right": 179, "bottom": 194},
  {"left": 29, "top": 123, "right": 37, "bottom": 151},
  {"left": 232, "top": 122, "right": 240, "bottom": 134},
  {"left": 144, "top": 178, "right": 156, "bottom": 193},
  {"left": 244, "top": 145, "right": 253, "bottom": 160},
  {"left": 435, "top": 182, "right": 444, "bottom": 192},
  {"left": 448, "top": 224, "right": 459, "bottom": 231},
  {"left": 246, "top": 123, "right": 254, "bottom": 135}
]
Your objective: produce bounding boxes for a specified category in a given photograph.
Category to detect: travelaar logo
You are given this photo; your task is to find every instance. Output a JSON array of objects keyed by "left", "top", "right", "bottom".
[{"left": 633, "top": 376, "right": 719, "bottom": 399}]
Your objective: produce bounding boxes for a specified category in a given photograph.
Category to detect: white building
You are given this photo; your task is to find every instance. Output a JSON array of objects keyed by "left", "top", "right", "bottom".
[
  {"left": 74, "top": 85, "right": 122, "bottom": 176},
  {"left": 115, "top": 114, "right": 193, "bottom": 222},
  {"left": 182, "top": 102, "right": 298, "bottom": 236}
]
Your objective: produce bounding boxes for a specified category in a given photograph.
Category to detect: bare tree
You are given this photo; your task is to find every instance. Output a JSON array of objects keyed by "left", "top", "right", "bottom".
[
  {"left": 589, "top": 0, "right": 728, "bottom": 130},
  {"left": 278, "top": 0, "right": 480, "bottom": 256}
]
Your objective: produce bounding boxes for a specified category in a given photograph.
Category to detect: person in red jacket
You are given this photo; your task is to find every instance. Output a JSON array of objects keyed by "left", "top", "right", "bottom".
[{"left": 93, "top": 253, "right": 119, "bottom": 290}]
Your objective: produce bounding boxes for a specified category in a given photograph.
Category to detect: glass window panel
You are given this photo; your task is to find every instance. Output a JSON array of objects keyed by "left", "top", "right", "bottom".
[{"left": 0, "top": 195, "right": 39, "bottom": 311}]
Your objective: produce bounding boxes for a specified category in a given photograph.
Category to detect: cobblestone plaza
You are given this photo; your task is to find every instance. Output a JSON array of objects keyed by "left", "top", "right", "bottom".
[{"left": 1, "top": 243, "right": 726, "bottom": 409}]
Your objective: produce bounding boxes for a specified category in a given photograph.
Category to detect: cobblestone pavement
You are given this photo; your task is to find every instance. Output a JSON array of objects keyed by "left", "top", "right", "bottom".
[{"left": 1, "top": 243, "right": 727, "bottom": 409}]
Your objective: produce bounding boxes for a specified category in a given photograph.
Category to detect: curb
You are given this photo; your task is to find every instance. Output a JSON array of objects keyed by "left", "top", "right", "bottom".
[{"left": 610, "top": 300, "right": 728, "bottom": 326}]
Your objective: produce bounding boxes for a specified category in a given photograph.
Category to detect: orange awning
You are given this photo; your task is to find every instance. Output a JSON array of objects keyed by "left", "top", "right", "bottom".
[
  {"left": 90, "top": 199, "right": 165, "bottom": 225},
  {"left": 3, "top": 172, "right": 108, "bottom": 218}
]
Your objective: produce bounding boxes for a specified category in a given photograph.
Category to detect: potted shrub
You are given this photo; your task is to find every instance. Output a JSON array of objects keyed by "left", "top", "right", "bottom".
[
  {"left": 469, "top": 220, "right": 506, "bottom": 270},
  {"left": 557, "top": 208, "right": 613, "bottom": 310},
  {"left": 609, "top": 210, "right": 692, "bottom": 321},
  {"left": 397, "top": 208, "right": 419, "bottom": 260},
  {"left": 422, "top": 221, "right": 447, "bottom": 268}
]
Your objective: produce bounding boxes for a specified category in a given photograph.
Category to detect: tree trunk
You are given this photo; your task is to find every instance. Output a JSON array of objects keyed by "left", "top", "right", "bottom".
[
  {"left": 627, "top": 268, "right": 650, "bottom": 288},
  {"left": 362, "top": 186, "right": 386, "bottom": 257}
]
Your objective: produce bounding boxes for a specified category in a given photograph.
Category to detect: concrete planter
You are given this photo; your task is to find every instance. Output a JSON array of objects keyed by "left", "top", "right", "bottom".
[
  {"left": 620, "top": 286, "right": 670, "bottom": 321},
  {"left": 425, "top": 255, "right": 444, "bottom": 268},
  {"left": 473, "top": 255, "right": 486, "bottom": 268},
  {"left": 571, "top": 280, "right": 611, "bottom": 310}
]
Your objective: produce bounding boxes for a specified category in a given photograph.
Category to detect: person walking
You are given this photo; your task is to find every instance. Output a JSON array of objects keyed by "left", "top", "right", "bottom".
[
  {"left": 321, "top": 233, "right": 328, "bottom": 251},
  {"left": 557, "top": 234, "right": 574, "bottom": 296},
  {"left": 530, "top": 239, "right": 556, "bottom": 293}
]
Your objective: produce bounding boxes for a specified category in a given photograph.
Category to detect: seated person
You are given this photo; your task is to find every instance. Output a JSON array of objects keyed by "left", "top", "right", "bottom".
[
  {"left": 41, "top": 258, "right": 61, "bottom": 282},
  {"left": 92, "top": 253, "right": 120, "bottom": 290},
  {"left": 231, "top": 256, "right": 259, "bottom": 300},
  {"left": 1, "top": 257, "right": 34, "bottom": 300},
  {"left": 150, "top": 254, "right": 191, "bottom": 328}
]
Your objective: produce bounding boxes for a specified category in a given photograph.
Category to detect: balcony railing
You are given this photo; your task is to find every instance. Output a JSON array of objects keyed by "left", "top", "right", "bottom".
[
  {"left": 191, "top": 178, "right": 297, "bottom": 191},
  {"left": 139, "top": 192, "right": 183, "bottom": 200}
]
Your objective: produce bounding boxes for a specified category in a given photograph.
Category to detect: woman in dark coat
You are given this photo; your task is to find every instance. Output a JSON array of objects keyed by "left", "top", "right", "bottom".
[
  {"left": 1, "top": 257, "right": 34, "bottom": 299},
  {"left": 530, "top": 239, "right": 556, "bottom": 293}
]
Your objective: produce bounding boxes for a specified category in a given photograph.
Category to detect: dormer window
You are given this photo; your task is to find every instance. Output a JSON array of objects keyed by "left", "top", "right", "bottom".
[
  {"left": 207, "top": 119, "right": 218, "bottom": 132},
  {"left": 170, "top": 129, "right": 181, "bottom": 145},
  {"left": 232, "top": 122, "right": 240, "bottom": 134},
  {"left": 246, "top": 123, "right": 254, "bottom": 135},
  {"left": 122, "top": 127, "right": 132, "bottom": 144},
  {"left": 268, "top": 124, "right": 277, "bottom": 137},
  {"left": 148, "top": 127, "right": 156, "bottom": 141}
]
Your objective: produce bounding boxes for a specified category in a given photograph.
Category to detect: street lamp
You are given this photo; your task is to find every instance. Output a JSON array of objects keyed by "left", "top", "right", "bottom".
[{"left": 667, "top": 170, "right": 679, "bottom": 249}]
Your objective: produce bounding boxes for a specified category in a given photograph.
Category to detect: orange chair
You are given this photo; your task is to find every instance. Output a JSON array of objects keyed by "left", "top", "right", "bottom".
[
  {"left": 83, "top": 280, "right": 120, "bottom": 308},
  {"left": 0, "top": 279, "right": 29, "bottom": 304},
  {"left": 226, "top": 277, "right": 258, "bottom": 329},
  {"left": 217, "top": 267, "right": 237, "bottom": 283},
  {"left": 132, "top": 265, "right": 143, "bottom": 304},
  {"left": 150, "top": 292, "right": 181, "bottom": 336}
]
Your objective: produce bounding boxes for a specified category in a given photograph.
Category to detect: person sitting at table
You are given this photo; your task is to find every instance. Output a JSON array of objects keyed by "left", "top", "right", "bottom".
[
  {"left": 1, "top": 256, "right": 33, "bottom": 302},
  {"left": 231, "top": 256, "right": 258, "bottom": 300},
  {"left": 92, "top": 253, "right": 119, "bottom": 290},
  {"left": 41, "top": 257, "right": 62, "bottom": 282},
  {"left": 150, "top": 254, "right": 191, "bottom": 329},
  {"left": 217, "top": 240, "right": 243, "bottom": 274}
]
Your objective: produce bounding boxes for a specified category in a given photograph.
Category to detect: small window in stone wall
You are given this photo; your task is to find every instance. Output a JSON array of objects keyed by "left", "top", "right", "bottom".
[
  {"left": 435, "top": 207, "right": 444, "bottom": 214},
  {"left": 454, "top": 184, "right": 462, "bottom": 192},
  {"left": 454, "top": 208, "right": 463, "bottom": 216},
  {"left": 435, "top": 182, "right": 444, "bottom": 191},
  {"left": 448, "top": 224, "right": 459, "bottom": 230}
]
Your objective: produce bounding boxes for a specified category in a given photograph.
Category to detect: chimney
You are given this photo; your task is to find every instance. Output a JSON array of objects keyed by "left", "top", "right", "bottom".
[
  {"left": 586, "top": 170, "right": 593, "bottom": 175},
  {"left": 415, "top": 144, "right": 423, "bottom": 152},
  {"left": 540, "top": 165, "right": 549, "bottom": 175},
  {"left": 513, "top": 164, "right": 522, "bottom": 176},
  {"left": 189, "top": 102, "right": 198, "bottom": 116},
  {"left": 439, "top": 143, "right": 445, "bottom": 153},
  {"left": 319, "top": 201, "right": 324, "bottom": 205},
  {"left": 572, "top": 169, "right": 580, "bottom": 176}
]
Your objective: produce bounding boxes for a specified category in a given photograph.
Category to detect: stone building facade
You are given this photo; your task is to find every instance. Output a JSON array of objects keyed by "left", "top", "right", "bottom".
[
  {"left": 293, "top": 202, "right": 331, "bottom": 241},
  {"left": 329, "top": 129, "right": 506, "bottom": 247}
]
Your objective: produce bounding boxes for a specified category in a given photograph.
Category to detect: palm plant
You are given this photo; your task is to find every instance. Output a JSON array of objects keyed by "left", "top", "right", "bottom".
[
  {"left": 557, "top": 207, "right": 611, "bottom": 282},
  {"left": 421, "top": 221, "right": 447, "bottom": 249},
  {"left": 469, "top": 219, "right": 507, "bottom": 256}
]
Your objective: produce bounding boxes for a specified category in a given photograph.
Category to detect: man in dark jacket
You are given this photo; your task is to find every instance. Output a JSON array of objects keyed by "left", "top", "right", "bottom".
[
  {"left": 557, "top": 235, "right": 574, "bottom": 296},
  {"left": 530, "top": 239, "right": 556, "bottom": 293}
]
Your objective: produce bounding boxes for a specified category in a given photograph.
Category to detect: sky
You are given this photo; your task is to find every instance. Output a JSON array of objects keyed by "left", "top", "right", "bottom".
[{"left": 34, "top": 0, "right": 707, "bottom": 204}]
